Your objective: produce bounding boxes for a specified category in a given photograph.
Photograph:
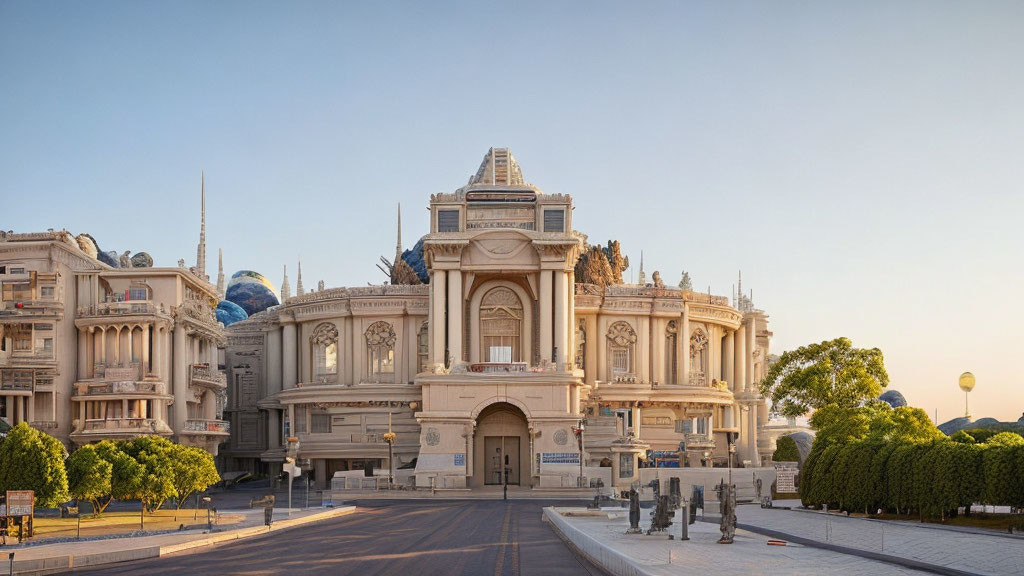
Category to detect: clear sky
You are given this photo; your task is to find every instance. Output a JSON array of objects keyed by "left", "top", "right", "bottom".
[{"left": 2, "top": 1, "right": 1022, "bottom": 423}]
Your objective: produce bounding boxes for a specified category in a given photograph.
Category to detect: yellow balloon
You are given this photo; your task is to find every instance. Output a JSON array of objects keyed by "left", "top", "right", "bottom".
[{"left": 958, "top": 372, "right": 976, "bottom": 393}]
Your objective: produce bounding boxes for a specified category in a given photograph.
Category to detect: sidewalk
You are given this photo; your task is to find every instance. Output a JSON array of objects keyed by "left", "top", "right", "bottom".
[
  {"left": 544, "top": 507, "right": 931, "bottom": 576},
  {"left": 334, "top": 485, "right": 599, "bottom": 500},
  {"left": 732, "top": 505, "right": 1024, "bottom": 576},
  {"left": 2, "top": 505, "right": 356, "bottom": 576}
]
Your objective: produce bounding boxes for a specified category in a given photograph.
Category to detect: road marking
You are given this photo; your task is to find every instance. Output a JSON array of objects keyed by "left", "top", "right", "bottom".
[{"left": 494, "top": 503, "right": 512, "bottom": 576}]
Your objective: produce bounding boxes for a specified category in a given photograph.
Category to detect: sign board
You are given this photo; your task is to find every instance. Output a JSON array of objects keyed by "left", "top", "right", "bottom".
[
  {"left": 774, "top": 462, "right": 799, "bottom": 494},
  {"left": 540, "top": 452, "right": 580, "bottom": 465},
  {"left": 6, "top": 490, "right": 34, "bottom": 516}
]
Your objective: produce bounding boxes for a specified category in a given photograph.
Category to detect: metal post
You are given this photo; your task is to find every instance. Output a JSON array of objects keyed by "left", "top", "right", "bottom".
[
  {"left": 288, "top": 473, "right": 293, "bottom": 516},
  {"left": 305, "top": 475, "right": 309, "bottom": 509},
  {"left": 140, "top": 505, "right": 144, "bottom": 531},
  {"left": 681, "top": 498, "right": 689, "bottom": 541},
  {"left": 77, "top": 513, "right": 81, "bottom": 540},
  {"left": 8, "top": 552, "right": 14, "bottom": 576}
]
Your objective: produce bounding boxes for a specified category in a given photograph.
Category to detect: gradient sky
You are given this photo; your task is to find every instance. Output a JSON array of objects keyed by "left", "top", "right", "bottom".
[{"left": 2, "top": 1, "right": 1021, "bottom": 423}]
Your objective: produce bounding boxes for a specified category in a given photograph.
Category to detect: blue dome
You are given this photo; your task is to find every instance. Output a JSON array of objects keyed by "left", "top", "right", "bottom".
[
  {"left": 216, "top": 300, "right": 249, "bottom": 326},
  {"left": 878, "top": 390, "right": 908, "bottom": 409},
  {"left": 226, "top": 270, "right": 279, "bottom": 316},
  {"left": 401, "top": 238, "right": 429, "bottom": 284}
]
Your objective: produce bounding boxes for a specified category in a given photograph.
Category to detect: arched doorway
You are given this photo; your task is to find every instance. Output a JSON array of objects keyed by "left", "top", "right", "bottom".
[{"left": 473, "top": 402, "right": 530, "bottom": 487}]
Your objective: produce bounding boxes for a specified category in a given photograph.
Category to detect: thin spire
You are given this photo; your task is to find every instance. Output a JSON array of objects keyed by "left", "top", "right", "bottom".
[
  {"left": 296, "top": 257, "right": 304, "bottom": 296},
  {"left": 195, "top": 170, "right": 207, "bottom": 278},
  {"left": 216, "top": 248, "right": 225, "bottom": 298},
  {"left": 281, "top": 265, "right": 291, "bottom": 301},
  {"left": 637, "top": 251, "right": 646, "bottom": 285},
  {"left": 395, "top": 203, "right": 403, "bottom": 265}
]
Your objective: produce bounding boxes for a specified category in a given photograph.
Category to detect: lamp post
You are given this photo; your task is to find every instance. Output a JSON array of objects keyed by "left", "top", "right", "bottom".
[
  {"left": 383, "top": 412, "right": 396, "bottom": 489},
  {"left": 573, "top": 418, "right": 586, "bottom": 488}
]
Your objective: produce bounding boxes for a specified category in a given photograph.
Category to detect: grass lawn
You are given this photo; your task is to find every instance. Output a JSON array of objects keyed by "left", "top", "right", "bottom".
[{"left": 6, "top": 509, "right": 245, "bottom": 542}]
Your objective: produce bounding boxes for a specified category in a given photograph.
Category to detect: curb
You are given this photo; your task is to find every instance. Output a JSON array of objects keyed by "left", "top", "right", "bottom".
[
  {"left": 8, "top": 506, "right": 357, "bottom": 576},
  {"left": 542, "top": 507, "right": 651, "bottom": 576}
]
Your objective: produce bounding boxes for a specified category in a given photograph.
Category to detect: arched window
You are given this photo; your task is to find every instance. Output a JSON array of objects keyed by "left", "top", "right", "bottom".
[
  {"left": 311, "top": 323, "right": 338, "bottom": 381},
  {"left": 606, "top": 321, "right": 637, "bottom": 381},
  {"left": 689, "top": 328, "right": 709, "bottom": 386},
  {"left": 479, "top": 287, "right": 522, "bottom": 363},
  {"left": 665, "top": 320, "right": 678, "bottom": 384},
  {"left": 417, "top": 322, "right": 429, "bottom": 374},
  {"left": 365, "top": 321, "right": 396, "bottom": 383}
]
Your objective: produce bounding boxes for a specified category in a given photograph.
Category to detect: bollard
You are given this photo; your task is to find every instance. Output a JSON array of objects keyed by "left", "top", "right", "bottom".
[
  {"left": 264, "top": 506, "right": 273, "bottom": 527},
  {"left": 680, "top": 498, "right": 689, "bottom": 541},
  {"left": 9, "top": 552, "right": 14, "bottom": 576}
]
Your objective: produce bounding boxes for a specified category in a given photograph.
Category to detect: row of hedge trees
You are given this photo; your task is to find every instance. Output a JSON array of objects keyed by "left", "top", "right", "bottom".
[
  {"left": 0, "top": 422, "right": 220, "bottom": 514},
  {"left": 799, "top": 404, "right": 1024, "bottom": 519}
]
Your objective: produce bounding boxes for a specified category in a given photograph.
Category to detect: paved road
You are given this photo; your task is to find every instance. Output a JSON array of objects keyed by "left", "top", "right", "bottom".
[{"left": 70, "top": 499, "right": 608, "bottom": 576}]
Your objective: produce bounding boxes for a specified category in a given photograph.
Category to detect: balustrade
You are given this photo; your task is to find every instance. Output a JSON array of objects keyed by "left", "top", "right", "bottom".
[{"left": 184, "top": 419, "right": 230, "bottom": 433}]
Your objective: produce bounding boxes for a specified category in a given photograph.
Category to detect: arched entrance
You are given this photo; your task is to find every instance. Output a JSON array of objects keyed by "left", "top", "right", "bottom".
[{"left": 473, "top": 402, "right": 530, "bottom": 487}]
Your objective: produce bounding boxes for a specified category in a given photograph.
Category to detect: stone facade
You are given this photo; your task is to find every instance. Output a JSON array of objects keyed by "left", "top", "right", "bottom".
[
  {"left": 0, "top": 228, "right": 228, "bottom": 455},
  {"left": 222, "top": 148, "right": 774, "bottom": 488}
]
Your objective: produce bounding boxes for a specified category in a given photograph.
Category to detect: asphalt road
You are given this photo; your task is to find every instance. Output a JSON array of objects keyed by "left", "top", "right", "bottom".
[{"left": 70, "top": 499, "right": 609, "bottom": 576}]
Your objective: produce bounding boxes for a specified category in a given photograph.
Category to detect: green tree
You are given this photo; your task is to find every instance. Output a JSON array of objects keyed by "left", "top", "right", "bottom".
[
  {"left": 94, "top": 440, "right": 145, "bottom": 504},
  {"left": 759, "top": 338, "right": 889, "bottom": 417},
  {"left": 121, "top": 436, "right": 177, "bottom": 511},
  {"left": 66, "top": 445, "right": 113, "bottom": 515},
  {"left": 170, "top": 445, "right": 220, "bottom": 508},
  {"left": 772, "top": 436, "right": 800, "bottom": 463},
  {"left": 984, "top": 432, "right": 1024, "bottom": 447},
  {"left": 950, "top": 430, "right": 976, "bottom": 444},
  {"left": 0, "top": 422, "right": 69, "bottom": 508}
]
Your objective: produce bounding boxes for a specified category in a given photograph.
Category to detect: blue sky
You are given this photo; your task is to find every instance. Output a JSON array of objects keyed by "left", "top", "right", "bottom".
[{"left": 2, "top": 1, "right": 1022, "bottom": 422}]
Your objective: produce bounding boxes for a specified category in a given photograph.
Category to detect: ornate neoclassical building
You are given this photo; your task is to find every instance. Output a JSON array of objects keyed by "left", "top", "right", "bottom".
[{"left": 223, "top": 148, "right": 773, "bottom": 489}]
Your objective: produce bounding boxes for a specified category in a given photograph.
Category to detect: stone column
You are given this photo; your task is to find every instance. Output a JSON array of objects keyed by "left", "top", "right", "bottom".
[
  {"left": 447, "top": 270, "right": 463, "bottom": 363},
  {"left": 267, "top": 328, "right": 282, "bottom": 394},
  {"left": 554, "top": 271, "right": 568, "bottom": 369},
  {"left": 282, "top": 322, "right": 297, "bottom": 389},
  {"left": 77, "top": 329, "right": 87, "bottom": 380},
  {"left": 126, "top": 327, "right": 134, "bottom": 365},
  {"left": 724, "top": 329, "right": 735, "bottom": 389},
  {"left": 679, "top": 304, "right": 689, "bottom": 385},
  {"left": 431, "top": 270, "right": 446, "bottom": 364},
  {"left": 268, "top": 409, "right": 281, "bottom": 449},
  {"left": 539, "top": 270, "right": 553, "bottom": 363},
  {"left": 99, "top": 327, "right": 107, "bottom": 366},
  {"left": 142, "top": 325, "right": 150, "bottom": 375},
  {"left": 78, "top": 400, "right": 86, "bottom": 431},
  {"left": 27, "top": 394, "right": 35, "bottom": 423},
  {"left": 632, "top": 404, "right": 642, "bottom": 439},
  {"left": 651, "top": 318, "right": 664, "bottom": 385},
  {"left": 733, "top": 328, "right": 746, "bottom": 394},
  {"left": 568, "top": 272, "right": 576, "bottom": 368},
  {"left": 172, "top": 325, "right": 188, "bottom": 434},
  {"left": 746, "top": 318, "right": 756, "bottom": 391},
  {"left": 287, "top": 404, "right": 295, "bottom": 438}
]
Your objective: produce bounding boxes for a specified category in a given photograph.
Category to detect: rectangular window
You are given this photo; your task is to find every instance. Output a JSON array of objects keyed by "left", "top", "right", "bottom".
[
  {"left": 311, "top": 413, "right": 331, "bottom": 434},
  {"left": 543, "top": 209, "right": 564, "bottom": 232},
  {"left": 9, "top": 268, "right": 25, "bottom": 275},
  {"left": 2, "top": 282, "right": 31, "bottom": 301},
  {"left": 13, "top": 332, "right": 31, "bottom": 352},
  {"left": 696, "top": 417, "right": 709, "bottom": 435},
  {"left": 437, "top": 209, "right": 460, "bottom": 232},
  {"left": 40, "top": 286, "right": 55, "bottom": 299},
  {"left": 128, "top": 286, "right": 148, "bottom": 301},
  {"left": 611, "top": 348, "right": 630, "bottom": 374},
  {"left": 40, "top": 338, "right": 53, "bottom": 356},
  {"left": 675, "top": 420, "right": 693, "bottom": 434},
  {"left": 294, "top": 406, "right": 307, "bottom": 434}
]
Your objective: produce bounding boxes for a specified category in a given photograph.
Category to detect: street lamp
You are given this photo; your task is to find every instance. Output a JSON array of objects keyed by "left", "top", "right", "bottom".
[
  {"left": 573, "top": 418, "right": 586, "bottom": 488},
  {"left": 383, "top": 412, "right": 396, "bottom": 489}
]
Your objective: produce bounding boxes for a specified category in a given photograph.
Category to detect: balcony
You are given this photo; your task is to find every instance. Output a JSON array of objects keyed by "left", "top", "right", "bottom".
[
  {"left": 1, "top": 369, "right": 34, "bottom": 393},
  {"left": 30, "top": 421, "right": 58, "bottom": 430},
  {"left": 82, "top": 418, "right": 160, "bottom": 432},
  {"left": 76, "top": 301, "right": 164, "bottom": 318},
  {"left": 190, "top": 364, "right": 226, "bottom": 390},
  {"left": 469, "top": 362, "right": 528, "bottom": 374},
  {"left": 183, "top": 419, "right": 230, "bottom": 435},
  {"left": 0, "top": 299, "right": 63, "bottom": 322},
  {"left": 75, "top": 380, "right": 168, "bottom": 397},
  {"left": 683, "top": 433, "right": 715, "bottom": 450}
]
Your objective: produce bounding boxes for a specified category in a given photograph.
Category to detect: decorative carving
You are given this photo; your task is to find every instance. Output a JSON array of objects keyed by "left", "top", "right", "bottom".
[
  {"left": 425, "top": 427, "right": 441, "bottom": 446},
  {"left": 364, "top": 321, "right": 396, "bottom": 348},
  {"left": 554, "top": 428, "right": 568, "bottom": 446},
  {"left": 690, "top": 329, "right": 708, "bottom": 356},
  {"left": 652, "top": 271, "right": 664, "bottom": 288},
  {"left": 607, "top": 321, "right": 637, "bottom": 347},
  {"left": 310, "top": 322, "right": 338, "bottom": 346}
]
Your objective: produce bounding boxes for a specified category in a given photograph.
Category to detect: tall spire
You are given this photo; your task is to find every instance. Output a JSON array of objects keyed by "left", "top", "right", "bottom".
[
  {"left": 637, "top": 251, "right": 646, "bottom": 285},
  {"left": 395, "top": 203, "right": 403, "bottom": 266},
  {"left": 195, "top": 170, "right": 207, "bottom": 278},
  {"left": 296, "top": 257, "right": 304, "bottom": 296},
  {"left": 281, "top": 265, "right": 291, "bottom": 301},
  {"left": 216, "top": 248, "right": 225, "bottom": 298}
]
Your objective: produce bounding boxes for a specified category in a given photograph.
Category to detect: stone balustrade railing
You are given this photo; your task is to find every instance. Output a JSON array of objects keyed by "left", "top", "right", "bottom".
[
  {"left": 469, "top": 362, "right": 528, "bottom": 374},
  {"left": 83, "top": 418, "right": 158, "bottom": 431},
  {"left": 190, "top": 364, "right": 227, "bottom": 388},
  {"left": 683, "top": 433, "right": 715, "bottom": 448},
  {"left": 77, "top": 381, "right": 165, "bottom": 396},
  {"left": 77, "top": 302, "right": 166, "bottom": 317},
  {"left": 184, "top": 419, "right": 230, "bottom": 433}
]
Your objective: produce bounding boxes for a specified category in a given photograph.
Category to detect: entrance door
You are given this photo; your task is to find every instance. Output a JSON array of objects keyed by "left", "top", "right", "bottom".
[{"left": 483, "top": 436, "right": 521, "bottom": 485}]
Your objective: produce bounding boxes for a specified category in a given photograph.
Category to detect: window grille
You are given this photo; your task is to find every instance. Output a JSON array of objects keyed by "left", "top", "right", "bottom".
[
  {"left": 437, "top": 209, "right": 460, "bottom": 232},
  {"left": 543, "top": 209, "right": 565, "bottom": 232}
]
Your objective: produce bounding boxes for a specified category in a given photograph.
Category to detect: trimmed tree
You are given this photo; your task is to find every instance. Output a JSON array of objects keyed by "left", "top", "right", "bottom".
[
  {"left": 0, "top": 422, "right": 69, "bottom": 508},
  {"left": 759, "top": 338, "right": 889, "bottom": 418},
  {"left": 121, "top": 436, "right": 177, "bottom": 511},
  {"left": 170, "top": 445, "right": 220, "bottom": 509},
  {"left": 66, "top": 445, "right": 113, "bottom": 516},
  {"left": 773, "top": 436, "right": 800, "bottom": 463}
]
